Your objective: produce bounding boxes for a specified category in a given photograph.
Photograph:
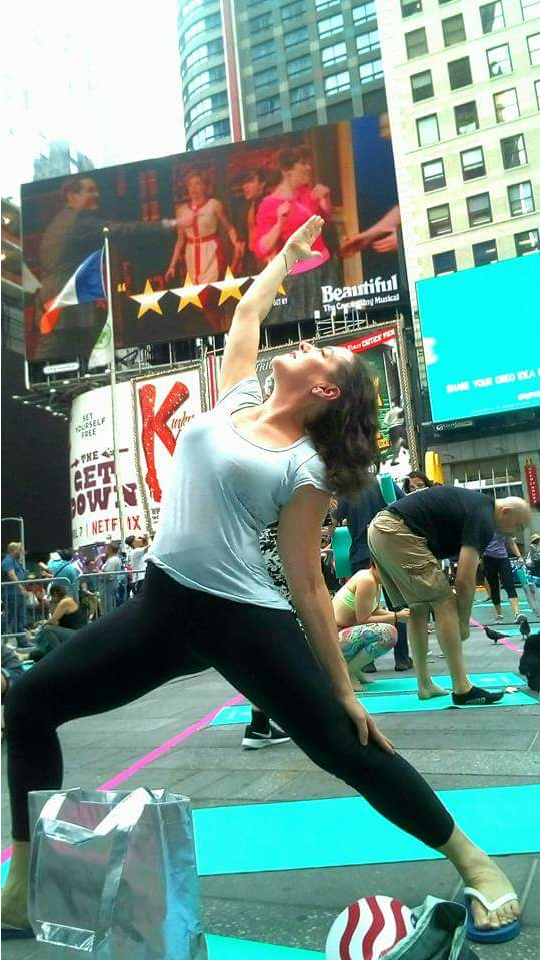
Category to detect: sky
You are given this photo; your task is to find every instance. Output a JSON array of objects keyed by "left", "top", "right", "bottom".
[{"left": 2, "top": 0, "right": 184, "bottom": 199}]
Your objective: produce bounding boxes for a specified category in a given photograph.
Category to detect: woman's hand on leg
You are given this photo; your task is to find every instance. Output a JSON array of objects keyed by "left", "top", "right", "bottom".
[{"left": 341, "top": 697, "right": 394, "bottom": 754}]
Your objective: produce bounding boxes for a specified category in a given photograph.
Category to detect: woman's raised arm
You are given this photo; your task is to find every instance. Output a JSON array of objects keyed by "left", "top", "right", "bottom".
[{"left": 218, "top": 215, "right": 323, "bottom": 397}]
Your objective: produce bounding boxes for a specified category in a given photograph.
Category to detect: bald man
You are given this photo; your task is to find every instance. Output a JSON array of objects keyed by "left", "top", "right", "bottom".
[{"left": 368, "top": 489, "right": 531, "bottom": 705}]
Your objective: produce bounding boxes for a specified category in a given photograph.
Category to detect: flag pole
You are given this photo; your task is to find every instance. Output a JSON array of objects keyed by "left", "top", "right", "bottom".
[{"left": 103, "top": 227, "right": 127, "bottom": 545}]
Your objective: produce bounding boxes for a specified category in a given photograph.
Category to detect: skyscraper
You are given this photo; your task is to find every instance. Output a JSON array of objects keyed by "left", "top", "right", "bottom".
[
  {"left": 179, "top": 0, "right": 386, "bottom": 150},
  {"left": 376, "top": 0, "right": 540, "bottom": 309}
]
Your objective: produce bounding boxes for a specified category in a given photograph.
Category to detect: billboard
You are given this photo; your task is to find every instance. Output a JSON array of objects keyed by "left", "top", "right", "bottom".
[
  {"left": 417, "top": 255, "right": 540, "bottom": 424},
  {"left": 23, "top": 114, "right": 403, "bottom": 367},
  {"left": 69, "top": 362, "right": 206, "bottom": 548}
]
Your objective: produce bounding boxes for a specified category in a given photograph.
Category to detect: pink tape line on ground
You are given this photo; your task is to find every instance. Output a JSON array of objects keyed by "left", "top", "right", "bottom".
[
  {"left": 1, "top": 692, "right": 244, "bottom": 868},
  {"left": 470, "top": 616, "right": 522, "bottom": 653}
]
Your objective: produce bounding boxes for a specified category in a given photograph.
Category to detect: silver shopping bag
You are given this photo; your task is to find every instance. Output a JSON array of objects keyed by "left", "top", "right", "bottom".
[{"left": 28, "top": 787, "right": 208, "bottom": 960}]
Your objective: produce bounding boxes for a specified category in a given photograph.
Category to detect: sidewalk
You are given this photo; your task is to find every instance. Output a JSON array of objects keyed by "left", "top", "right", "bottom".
[{"left": 2, "top": 598, "right": 539, "bottom": 958}]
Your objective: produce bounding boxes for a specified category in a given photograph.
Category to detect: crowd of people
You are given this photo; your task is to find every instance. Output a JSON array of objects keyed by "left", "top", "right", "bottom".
[{"left": 2, "top": 218, "right": 536, "bottom": 945}]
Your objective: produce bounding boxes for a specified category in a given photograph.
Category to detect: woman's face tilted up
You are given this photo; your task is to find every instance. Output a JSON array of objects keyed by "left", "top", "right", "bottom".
[{"left": 272, "top": 341, "right": 353, "bottom": 410}]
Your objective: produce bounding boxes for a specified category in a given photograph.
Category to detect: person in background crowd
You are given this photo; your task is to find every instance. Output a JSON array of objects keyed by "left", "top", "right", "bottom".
[
  {"left": 334, "top": 478, "right": 413, "bottom": 671},
  {"left": 99, "top": 543, "right": 123, "bottom": 615},
  {"left": 525, "top": 533, "right": 540, "bottom": 577},
  {"left": 39, "top": 550, "right": 79, "bottom": 599},
  {"left": 126, "top": 535, "right": 150, "bottom": 595},
  {"left": 237, "top": 167, "right": 268, "bottom": 273},
  {"left": 33, "top": 583, "right": 86, "bottom": 658},
  {"left": 79, "top": 560, "right": 101, "bottom": 621},
  {"left": 1, "top": 544, "right": 28, "bottom": 638},
  {"left": 1, "top": 644, "right": 25, "bottom": 703},
  {"left": 482, "top": 533, "right": 523, "bottom": 623},
  {"left": 333, "top": 564, "right": 401, "bottom": 688},
  {"left": 368, "top": 487, "right": 531, "bottom": 704},
  {"left": 402, "top": 471, "right": 434, "bottom": 494}
]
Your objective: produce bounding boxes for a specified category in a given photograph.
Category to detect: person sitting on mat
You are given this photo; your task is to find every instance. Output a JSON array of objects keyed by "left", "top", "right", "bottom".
[
  {"left": 368, "top": 486, "right": 531, "bottom": 705},
  {"left": 332, "top": 564, "right": 404, "bottom": 689},
  {"left": 2, "top": 217, "right": 522, "bottom": 944}
]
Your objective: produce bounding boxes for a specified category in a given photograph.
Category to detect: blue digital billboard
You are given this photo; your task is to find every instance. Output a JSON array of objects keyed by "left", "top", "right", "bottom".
[{"left": 417, "top": 254, "right": 540, "bottom": 423}]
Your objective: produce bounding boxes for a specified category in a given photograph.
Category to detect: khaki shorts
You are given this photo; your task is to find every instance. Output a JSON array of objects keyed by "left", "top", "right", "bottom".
[{"left": 367, "top": 511, "right": 453, "bottom": 614}]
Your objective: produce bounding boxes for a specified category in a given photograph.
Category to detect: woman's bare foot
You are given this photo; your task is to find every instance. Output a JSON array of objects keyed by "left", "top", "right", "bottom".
[
  {"left": 418, "top": 683, "right": 448, "bottom": 700},
  {"left": 461, "top": 856, "right": 520, "bottom": 930},
  {"left": 352, "top": 672, "right": 375, "bottom": 692}
]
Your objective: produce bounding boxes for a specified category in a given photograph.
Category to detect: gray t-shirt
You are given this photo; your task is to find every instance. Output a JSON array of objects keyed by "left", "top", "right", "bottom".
[{"left": 150, "top": 377, "right": 329, "bottom": 608}]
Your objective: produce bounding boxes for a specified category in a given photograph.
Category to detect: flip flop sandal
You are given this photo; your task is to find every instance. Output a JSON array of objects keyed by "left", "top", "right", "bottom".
[
  {"left": 463, "top": 886, "right": 520, "bottom": 943},
  {"left": 1, "top": 924, "right": 35, "bottom": 940}
]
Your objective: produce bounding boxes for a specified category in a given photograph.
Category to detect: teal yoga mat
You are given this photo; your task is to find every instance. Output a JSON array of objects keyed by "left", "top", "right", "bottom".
[
  {"left": 194, "top": 784, "right": 540, "bottom": 876},
  {"left": 207, "top": 935, "right": 323, "bottom": 959},
  {"left": 210, "top": 688, "right": 535, "bottom": 726},
  {"left": 351, "top": 671, "right": 522, "bottom": 694}
]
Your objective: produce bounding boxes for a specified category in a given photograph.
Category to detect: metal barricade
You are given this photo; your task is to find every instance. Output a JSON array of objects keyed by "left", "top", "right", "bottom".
[
  {"left": 1, "top": 576, "right": 72, "bottom": 647},
  {"left": 77, "top": 569, "right": 135, "bottom": 620}
]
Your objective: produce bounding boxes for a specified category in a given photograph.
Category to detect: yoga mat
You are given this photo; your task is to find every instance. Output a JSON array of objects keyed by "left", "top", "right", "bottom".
[
  {"left": 194, "top": 784, "right": 540, "bottom": 876},
  {"left": 357, "top": 672, "right": 523, "bottom": 694},
  {"left": 210, "top": 689, "right": 536, "bottom": 726},
  {"left": 207, "top": 935, "right": 323, "bottom": 959}
]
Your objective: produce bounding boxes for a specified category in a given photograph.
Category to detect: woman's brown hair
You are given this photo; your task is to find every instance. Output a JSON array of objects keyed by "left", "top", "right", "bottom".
[{"left": 306, "top": 353, "right": 379, "bottom": 497}]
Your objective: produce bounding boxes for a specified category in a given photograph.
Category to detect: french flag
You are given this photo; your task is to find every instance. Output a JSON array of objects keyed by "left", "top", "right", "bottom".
[{"left": 40, "top": 247, "right": 106, "bottom": 335}]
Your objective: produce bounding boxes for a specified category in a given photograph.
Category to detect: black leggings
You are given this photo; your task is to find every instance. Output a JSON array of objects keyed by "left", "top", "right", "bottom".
[
  {"left": 483, "top": 555, "right": 517, "bottom": 607},
  {"left": 6, "top": 564, "right": 453, "bottom": 847}
]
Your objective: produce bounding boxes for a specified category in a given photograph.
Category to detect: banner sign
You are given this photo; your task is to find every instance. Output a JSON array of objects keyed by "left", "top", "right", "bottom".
[
  {"left": 69, "top": 383, "right": 144, "bottom": 548},
  {"left": 69, "top": 363, "right": 206, "bottom": 547},
  {"left": 23, "top": 113, "right": 402, "bottom": 368},
  {"left": 132, "top": 364, "right": 207, "bottom": 531}
]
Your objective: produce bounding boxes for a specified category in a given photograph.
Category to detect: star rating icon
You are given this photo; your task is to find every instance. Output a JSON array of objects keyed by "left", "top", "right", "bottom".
[
  {"left": 211, "top": 268, "right": 250, "bottom": 306},
  {"left": 130, "top": 280, "right": 167, "bottom": 318},
  {"left": 169, "top": 273, "right": 206, "bottom": 312}
]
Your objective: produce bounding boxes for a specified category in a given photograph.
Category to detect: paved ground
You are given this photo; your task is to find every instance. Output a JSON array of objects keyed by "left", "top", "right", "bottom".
[{"left": 2, "top": 595, "right": 539, "bottom": 958}]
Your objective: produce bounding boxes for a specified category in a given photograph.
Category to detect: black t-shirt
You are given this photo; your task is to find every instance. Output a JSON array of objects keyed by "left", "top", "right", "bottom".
[{"left": 388, "top": 487, "right": 495, "bottom": 559}]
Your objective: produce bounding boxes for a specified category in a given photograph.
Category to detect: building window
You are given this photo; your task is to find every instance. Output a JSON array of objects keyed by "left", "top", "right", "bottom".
[
  {"left": 284, "top": 27, "right": 309, "bottom": 48},
  {"left": 250, "top": 12, "right": 273, "bottom": 30},
  {"left": 433, "top": 250, "right": 457, "bottom": 275},
  {"left": 253, "top": 67, "right": 279, "bottom": 89},
  {"left": 442, "top": 14, "right": 466, "bottom": 46},
  {"left": 256, "top": 95, "right": 280, "bottom": 117},
  {"left": 501, "top": 134, "right": 528, "bottom": 169},
  {"left": 493, "top": 88, "right": 519, "bottom": 122},
  {"left": 528, "top": 34, "right": 540, "bottom": 65},
  {"left": 405, "top": 27, "right": 428, "bottom": 58},
  {"left": 188, "top": 119, "right": 230, "bottom": 150},
  {"left": 487, "top": 44, "right": 512, "bottom": 76},
  {"left": 322, "top": 42, "right": 347, "bottom": 66},
  {"left": 480, "top": 2, "right": 505, "bottom": 33},
  {"left": 461, "top": 146, "right": 486, "bottom": 180},
  {"left": 359, "top": 59, "right": 383, "bottom": 82},
  {"left": 454, "top": 101, "right": 479, "bottom": 134},
  {"left": 183, "top": 14, "right": 221, "bottom": 46},
  {"left": 411, "top": 70, "right": 434, "bottom": 101},
  {"left": 467, "top": 192, "right": 492, "bottom": 226},
  {"left": 252, "top": 39, "right": 275, "bottom": 60},
  {"left": 185, "top": 69, "right": 225, "bottom": 100},
  {"left": 448, "top": 57, "right": 472, "bottom": 89},
  {"left": 290, "top": 82, "right": 316, "bottom": 105},
  {"left": 282, "top": 1, "right": 303, "bottom": 21},
  {"left": 417, "top": 113, "right": 440, "bottom": 145},
  {"left": 184, "top": 39, "right": 223, "bottom": 72},
  {"left": 324, "top": 70, "right": 351, "bottom": 94},
  {"left": 508, "top": 181, "right": 535, "bottom": 216},
  {"left": 316, "top": 0, "right": 340, "bottom": 8},
  {"left": 427, "top": 204, "right": 452, "bottom": 237},
  {"left": 521, "top": 0, "right": 540, "bottom": 21},
  {"left": 401, "top": 0, "right": 422, "bottom": 16},
  {"left": 472, "top": 239, "right": 498, "bottom": 266},
  {"left": 183, "top": 0, "right": 204, "bottom": 14},
  {"left": 356, "top": 30, "right": 380, "bottom": 54},
  {"left": 536, "top": 80, "right": 540, "bottom": 110},
  {"left": 353, "top": 2, "right": 376, "bottom": 25},
  {"left": 287, "top": 55, "right": 311, "bottom": 76},
  {"left": 514, "top": 229, "right": 540, "bottom": 256},
  {"left": 318, "top": 14, "right": 344, "bottom": 39},
  {"left": 187, "top": 92, "right": 228, "bottom": 125},
  {"left": 422, "top": 158, "right": 446, "bottom": 191}
]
